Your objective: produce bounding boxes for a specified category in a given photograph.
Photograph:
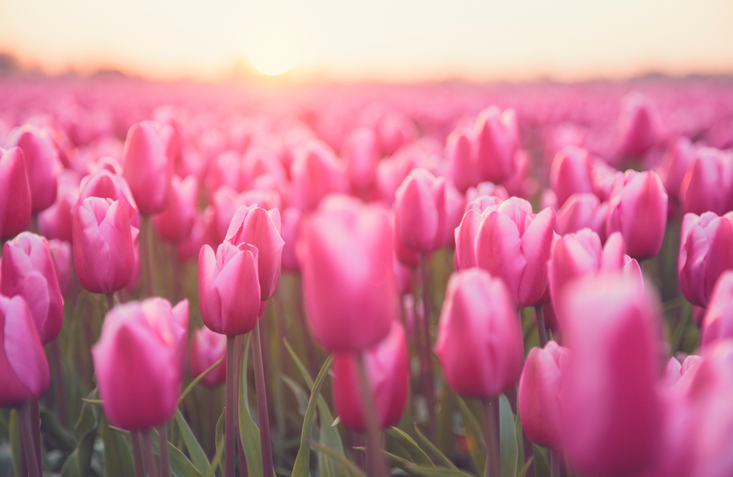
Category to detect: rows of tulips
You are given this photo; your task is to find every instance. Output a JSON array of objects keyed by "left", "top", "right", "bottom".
[{"left": 1, "top": 77, "right": 733, "bottom": 477}]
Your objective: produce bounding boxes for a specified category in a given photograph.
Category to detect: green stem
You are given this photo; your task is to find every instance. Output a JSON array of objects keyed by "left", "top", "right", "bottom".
[
  {"left": 419, "top": 253, "right": 436, "bottom": 440},
  {"left": 252, "top": 321, "right": 274, "bottom": 477},
  {"left": 226, "top": 335, "right": 237, "bottom": 477},
  {"left": 50, "top": 339, "right": 67, "bottom": 427},
  {"left": 481, "top": 397, "right": 500, "bottom": 477},
  {"left": 157, "top": 424, "right": 170, "bottom": 477},
  {"left": 550, "top": 450, "right": 560, "bottom": 477},
  {"left": 30, "top": 400, "right": 42, "bottom": 472},
  {"left": 18, "top": 403, "right": 41, "bottom": 477},
  {"left": 143, "top": 430, "right": 159, "bottom": 477},
  {"left": 131, "top": 431, "right": 144, "bottom": 477},
  {"left": 356, "top": 352, "right": 388, "bottom": 477}
]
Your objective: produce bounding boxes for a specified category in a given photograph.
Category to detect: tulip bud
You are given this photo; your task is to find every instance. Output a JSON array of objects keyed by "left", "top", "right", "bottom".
[
  {"left": 190, "top": 326, "right": 227, "bottom": 387},
  {"left": 555, "top": 193, "right": 608, "bottom": 240},
  {"left": 435, "top": 269, "right": 524, "bottom": 397},
  {"left": 152, "top": 175, "right": 199, "bottom": 243},
  {"left": 678, "top": 211, "right": 733, "bottom": 307},
  {"left": 700, "top": 271, "right": 733, "bottom": 348},
  {"left": 332, "top": 321, "right": 409, "bottom": 432},
  {"left": 473, "top": 106, "right": 517, "bottom": 183},
  {"left": 225, "top": 204, "right": 284, "bottom": 301},
  {"left": 454, "top": 196, "right": 503, "bottom": 271},
  {"left": 2, "top": 232, "right": 64, "bottom": 344},
  {"left": 475, "top": 197, "right": 555, "bottom": 307},
  {"left": 679, "top": 147, "right": 733, "bottom": 216},
  {"left": 659, "top": 137, "right": 695, "bottom": 200},
  {"left": 6, "top": 125, "right": 60, "bottom": 213},
  {"left": 550, "top": 146, "right": 594, "bottom": 207},
  {"left": 0, "top": 295, "right": 50, "bottom": 407},
  {"left": 198, "top": 241, "right": 261, "bottom": 336},
  {"left": 606, "top": 170, "right": 668, "bottom": 260},
  {"left": 518, "top": 341, "right": 569, "bottom": 449},
  {"left": 48, "top": 239, "right": 72, "bottom": 297},
  {"left": 38, "top": 170, "right": 80, "bottom": 242},
  {"left": 92, "top": 298, "right": 185, "bottom": 430},
  {"left": 446, "top": 126, "right": 479, "bottom": 193},
  {"left": 0, "top": 147, "right": 31, "bottom": 240},
  {"left": 72, "top": 197, "right": 135, "bottom": 294},
  {"left": 290, "top": 139, "right": 347, "bottom": 212},
  {"left": 617, "top": 92, "right": 662, "bottom": 158},
  {"left": 297, "top": 199, "right": 397, "bottom": 351},
  {"left": 280, "top": 207, "right": 302, "bottom": 273},
  {"left": 343, "top": 127, "right": 380, "bottom": 191},
  {"left": 122, "top": 120, "right": 171, "bottom": 215},
  {"left": 561, "top": 274, "right": 664, "bottom": 476}
]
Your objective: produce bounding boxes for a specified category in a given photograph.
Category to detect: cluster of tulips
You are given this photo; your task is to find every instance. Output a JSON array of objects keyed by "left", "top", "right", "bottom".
[{"left": 1, "top": 76, "right": 733, "bottom": 477}]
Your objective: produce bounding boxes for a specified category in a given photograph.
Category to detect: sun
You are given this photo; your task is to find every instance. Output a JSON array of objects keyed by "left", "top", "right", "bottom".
[
  {"left": 243, "top": 12, "right": 302, "bottom": 77},
  {"left": 251, "top": 55, "right": 293, "bottom": 76}
]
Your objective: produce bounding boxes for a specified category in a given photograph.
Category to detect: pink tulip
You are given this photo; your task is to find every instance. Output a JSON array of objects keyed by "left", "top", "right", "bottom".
[
  {"left": 225, "top": 204, "right": 284, "bottom": 301},
  {"left": 378, "top": 110, "right": 416, "bottom": 156},
  {"left": 700, "top": 271, "right": 733, "bottom": 348},
  {"left": 190, "top": 326, "right": 227, "bottom": 387},
  {"left": 1, "top": 232, "right": 64, "bottom": 344},
  {"left": 555, "top": 193, "right": 608, "bottom": 240},
  {"left": 560, "top": 273, "right": 664, "bottom": 477},
  {"left": 0, "top": 295, "right": 50, "bottom": 407},
  {"left": 152, "top": 175, "right": 199, "bottom": 243},
  {"left": 518, "top": 341, "right": 569, "bottom": 449},
  {"left": 606, "top": 170, "right": 668, "bottom": 260},
  {"left": 464, "top": 181, "right": 509, "bottom": 205},
  {"left": 0, "top": 147, "right": 31, "bottom": 239},
  {"left": 659, "top": 137, "right": 695, "bottom": 200},
  {"left": 446, "top": 126, "right": 478, "bottom": 193},
  {"left": 178, "top": 207, "right": 216, "bottom": 263},
  {"left": 550, "top": 146, "right": 594, "bottom": 207},
  {"left": 343, "top": 127, "right": 380, "bottom": 191},
  {"left": 92, "top": 298, "right": 185, "bottom": 430},
  {"left": 122, "top": 120, "right": 171, "bottom": 215},
  {"left": 475, "top": 197, "right": 555, "bottom": 307},
  {"left": 501, "top": 149, "right": 537, "bottom": 200},
  {"left": 280, "top": 207, "right": 302, "bottom": 273},
  {"left": 297, "top": 198, "right": 397, "bottom": 351},
  {"left": 678, "top": 211, "right": 733, "bottom": 307},
  {"left": 473, "top": 106, "right": 518, "bottom": 183},
  {"left": 198, "top": 241, "right": 261, "bottom": 336},
  {"left": 48, "top": 239, "right": 72, "bottom": 297},
  {"left": 679, "top": 147, "right": 733, "bottom": 216},
  {"left": 435, "top": 269, "right": 524, "bottom": 397},
  {"left": 6, "top": 125, "right": 59, "bottom": 213},
  {"left": 290, "top": 139, "right": 347, "bottom": 212},
  {"left": 38, "top": 170, "right": 80, "bottom": 242},
  {"left": 332, "top": 321, "right": 409, "bottom": 432},
  {"left": 76, "top": 168, "right": 140, "bottom": 227},
  {"left": 454, "top": 195, "right": 503, "bottom": 271},
  {"left": 617, "top": 92, "right": 662, "bottom": 158},
  {"left": 206, "top": 150, "right": 243, "bottom": 197},
  {"left": 241, "top": 144, "right": 287, "bottom": 191},
  {"left": 72, "top": 197, "right": 135, "bottom": 294}
]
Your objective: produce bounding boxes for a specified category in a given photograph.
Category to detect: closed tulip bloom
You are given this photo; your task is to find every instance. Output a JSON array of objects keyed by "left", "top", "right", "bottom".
[
  {"left": 152, "top": 175, "right": 199, "bottom": 243},
  {"left": 0, "top": 147, "right": 31, "bottom": 239},
  {"left": 189, "top": 326, "right": 227, "bottom": 387},
  {"left": 550, "top": 146, "right": 594, "bottom": 207},
  {"left": 6, "top": 125, "right": 59, "bottom": 213},
  {"left": 606, "top": 170, "right": 668, "bottom": 260},
  {"left": 225, "top": 204, "right": 284, "bottom": 301},
  {"left": 2, "top": 232, "right": 64, "bottom": 344},
  {"left": 678, "top": 211, "right": 733, "bottom": 307},
  {"left": 454, "top": 195, "right": 503, "bottom": 271},
  {"left": 700, "top": 271, "right": 733, "bottom": 348},
  {"left": 77, "top": 168, "right": 140, "bottom": 227},
  {"left": 343, "top": 127, "right": 380, "bottom": 191},
  {"left": 280, "top": 207, "right": 302, "bottom": 273},
  {"left": 435, "top": 269, "right": 524, "bottom": 397},
  {"left": 72, "top": 197, "right": 135, "bottom": 294},
  {"left": 38, "top": 170, "right": 80, "bottom": 242},
  {"left": 617, "top": 92, "right": 662, "bottom": 158},
  {"left": 518, "top": 341, "right": 569, "bottom": 449},
  {"left": 198, "top": 241, "right": 261, "bottom": 336},
  {"left": 475, "top": 197, "right": 555, "bottom": 307},
  {"left": 332, "top": 321, "right": 409, "bottom": 432},
  {"left": 659, "top": 137, "right": 695, "bottom": 200},
  {"left": 561, "top": 274, "right": 664, "bottom": 477},
  {"left": 297, "top": 201, "right": 397, "bottom": 351},
  {"left": 465, "top": 181, "right": 509, "bottom": 204},
  {"left": 290, "top": 139, "right": 347, "bottom": 212},
  {"left": 446, "top": 126, "right": 479, "bottom": 193},
  {"left": 0, "top": 295, "right": 50, "bottom": 407},
  {"left": 92, "top": 298, "right": 184, "bottom": 430},
  {"left": 473, "top": 106, "right": 518, "bottom": 183},
  {"left": 48, "top": 239, "right": 72, "bottom": 297},
  {"left": 122, "top": 120, "right": 171, "bottom": 214},
  {"left": 679, "top": 147, "right": 733, "bottom": 216},
  {"left": 555, "top": 193, "right": 608, "bottom": 240}
]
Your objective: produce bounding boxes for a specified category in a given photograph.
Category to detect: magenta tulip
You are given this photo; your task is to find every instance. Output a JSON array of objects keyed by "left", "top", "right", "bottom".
[
  {"left": 700, "top": 271, "right": 733, "bottom": 348},
  {"left": 473, "top": 106, "right": 517, "bottom": 183},
  {"left": 659, "top": 137, "right": 695, "bottom": 200},
  {"left": 0, "top": 295, "right": 50, "bottom": 407},
  {"left": 446, "top": 125, "right": 478, "bottom": 193},
  {"left": 76, "top": 168, "right": 140, "bottom": 227},
  {"left": 190, "top": 326, "right": 227, "bottom": 387},
  {"left": 435, "top": 269, "right": 524, "bottom": 397},
  {"left": 679, "top": 147, "right": 733, "bottom": 216},
  {"left": 280, "top": 207, "right": 302, "bottom": 273},
  {"left": 47, "top": 239, "right": 72, "bottom": 297},
  {"left": 152, "top": 175, "right": 199, "bottom": 243},
  {"left": 38, "top": 170, "right": 80, "bottom": 242},
  {"left": 122, "top": 120, "right": 171, "bottom": 215},
  {"left": 550, "top": 146, "right": 594, "bottom": 207},
  {"left": 454, "top": 195, "right": 503, "bottom": 271},
  {"left": 332, "top": 321, "right": 409, "bottom": 432},
  {"left": 555, "top": 193, "right": 608, "bottom": 240},
  {"left": 0, "top": 147, "right": 31, "bottom": 240},
  {"left": 290, "top": 139, "right": 347, "bottom": 212},
  {"left": 617, "top": 92, "right": 662, "bottom": 158},
  {"left": 6, "top": 125, "right": 59, "bottom": 213}
]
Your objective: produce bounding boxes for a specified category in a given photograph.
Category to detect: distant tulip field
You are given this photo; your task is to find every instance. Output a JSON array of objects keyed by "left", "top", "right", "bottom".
[{"left": 2, "top": 76, "right": 733, "bottom": 477}]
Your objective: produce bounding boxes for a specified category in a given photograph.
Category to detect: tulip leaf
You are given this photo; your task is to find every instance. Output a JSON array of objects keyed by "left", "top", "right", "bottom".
[
  {"left": 239, "top": 334, "right": 265, "bottom": 477},
  {"left": 281, "top": 375, "right": 309, "bottom": 416},
  {"left": 60, "top": 451, "right": 80, "bottom": 477},
  {"left": 405, "top": 465, "right": 475, "bottom": 477},
  {"left": 8, "top": 410, "right": 21, "bottom": 477},
  {"left": 214, "top": 409, "right": 225, "bottom": 477},
  {"left": 413, "top": 424, "right": 460, "bottom": 471},
  {"left": 387, "top": 427, "right": 434, "bottom": 467},
  {"left": 174, "top": 409, "right": 210, "bottom": 476},
  {"left": 99, "top": 417, "right": 136, "bottom": 477},
  {"left": 498, "top": 395, "right": 517, "bottom": 477},
  {"left": 178, "top": 357, "right": 224, "bottom": 406},
  {"left": 308, "top": 441, "right": 368, "bottom": 477},
  {"left": 75, "top": 388, "right": 100, "bottom": 477},
  {"left": 284, "top": 339, "right": 314, "bottom": 388},
  {"left": 168, "top": 442, "right": 203, "bottom": 477},
  {"left": 291, "top": 353, "right": 334, "bottom": 477},
  {"left": 455, "top": 397, "right": 485, "bottom": 476},
  {"left": 40, "top": 409, "right": 77, "bottom": 454}
]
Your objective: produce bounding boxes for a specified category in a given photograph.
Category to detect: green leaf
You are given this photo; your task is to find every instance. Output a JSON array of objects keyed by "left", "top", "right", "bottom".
[
  {"left": 413, "top": 424, "right": 459, "bottom": 471},
  {"left": 75, "top": 389, "right": 100, "bottom": 477},
  {"left": 178, "top": 358, "right": 224, "bottom": 406},
  {"left": 281, "top": 375, "right": 309, "bottom": 416},
  {"left": 60, "top": 451, "right": 80, "bottom": 477},
  {"left": 387, "top": 427, "right": 434, "bottom": 467},
  {"left": 498, "top": 396, "right": 517, "bottom": 477},
  {"left": 40, "top": 409, "right": 77, "bottom": 454},
  {"left": 291, "top": 353, "right": 334, "bottom": 477},
  {"left": 168, "top": 442, "right": 203, "bottom": 477},
  {"left": 309, "top": 441, "right": 368, "bottom": 477},
  {"left": 8, "top": 410, "right": 21, "bottom": 477},
  {"left": 455, "top": 397, "right": 485, "bottom": 476},
  {"left": 239, "top": 334, "right": 264, "bottom": 477},
  {"left": 174, "top": 409, "right": 210, "bottom": 476},
  {"left": 100, "top": 417, "right": 136, "bottom": 477},
  {"left": 405, "top": 465, "right": 475, "bottom": 477},
  {"left": 284, "top": 339, "right": 315, "bottom": 388},
  {"left": 213, "top": 410, "right": 225, "bottom": 477}
]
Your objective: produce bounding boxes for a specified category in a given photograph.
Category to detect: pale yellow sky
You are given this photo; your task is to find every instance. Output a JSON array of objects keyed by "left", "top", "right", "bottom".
[{"left": 0, "top": 0, "right": 731, "bottom": 81}]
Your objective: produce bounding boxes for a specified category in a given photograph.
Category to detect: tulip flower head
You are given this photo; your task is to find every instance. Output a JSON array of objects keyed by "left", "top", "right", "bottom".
[
  {"left": 0, "top": 147, "right": 32, "bottom": 240},
  {"left": 190, "top": 326, "right": 227, "bottom": 387}
]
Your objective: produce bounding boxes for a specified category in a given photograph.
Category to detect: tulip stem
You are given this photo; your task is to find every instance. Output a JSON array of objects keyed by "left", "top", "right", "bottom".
[
  {"left": 106, "top": 292, "right": 115, "bottom": 311},
  {"left": 356, "top": 352, "right": 388, "bottom": 477},
  {"left": 30, "top": 399, "right": 42, "bottom": 472},
  {"left": 18, "top": 403, "right": 41, "bottom": 477},
  {"left": 550, "top": 450, "right": 561, "bottom": 477},
  {"left": 252, "top": 321, "right": 274, "bottom": 477},
  {"left": 534, "top": 305, "right": 548, "bottom": 348},
  {"left": 236, "top": 334, "right": 248, "bottom": 477},
  {"left": 143, "top": 430, "right": 159, "bottom": 477},
  {"left": 131, "top": 431, "right": 145, "bottom": 477},
  {"left": 226, "top": 335, "right": 237, "bottom": 477},
  {"left": 419, "top": 253, "right": 437, "bottom": 440},
  {"left": 50, "top": 339, "right": 67, "bottom": 427},
  {"left": 481, "top": 397, "right": 500, "bottom": 477},
  {"left": 157, "top": 424, "right": 170, "bottom": 477}
]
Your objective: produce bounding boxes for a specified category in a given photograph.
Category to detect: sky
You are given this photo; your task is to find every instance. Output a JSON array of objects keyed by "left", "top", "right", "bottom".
[{"left": 0, "top": 0, "right": 732, "bottom": 82}]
